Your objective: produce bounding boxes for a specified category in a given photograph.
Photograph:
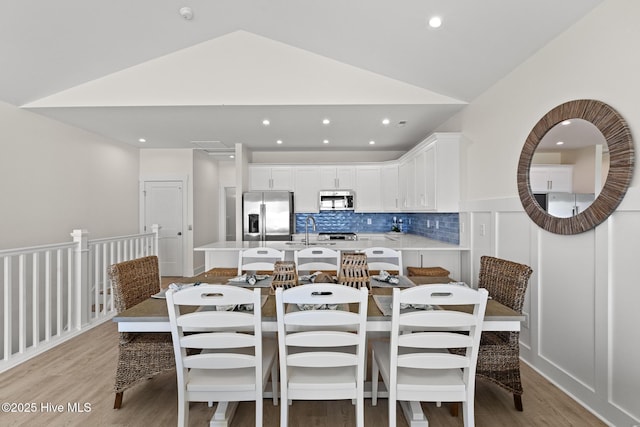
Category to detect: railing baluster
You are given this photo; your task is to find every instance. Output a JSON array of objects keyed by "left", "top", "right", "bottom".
[
  {"left": 32, "top": 252, "right": 39, "bottom": 349},
  {"left": 3, "top": 257, "right": 12, "bottom": 363},
  {"left": 18, "top": 254, "right": 26, "bottom": 355},
  {"left": 45, "top": 251, "right": 51, "bottom": 342}
]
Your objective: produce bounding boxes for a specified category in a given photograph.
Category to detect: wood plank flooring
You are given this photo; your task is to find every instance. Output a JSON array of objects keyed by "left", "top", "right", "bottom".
[{"left": 0, "top": 307, "right": 606, "bottom": 426}]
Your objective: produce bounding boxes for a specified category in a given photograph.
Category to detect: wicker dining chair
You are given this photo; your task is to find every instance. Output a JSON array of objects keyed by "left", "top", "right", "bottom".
[
  {"left": 109, "top": 255, "right": 175, "bottom": 409},
  {"left": 473, "top": 255, "right": 533, "bottom": 411}
]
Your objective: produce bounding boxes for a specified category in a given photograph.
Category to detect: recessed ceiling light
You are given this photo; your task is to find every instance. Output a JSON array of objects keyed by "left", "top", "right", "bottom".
[
  {"left": 556, "top": 141, "right": 565, "bottom": 145},
  {"left": 322, "top": 118, "right": 331, "bottom": 125},
  {"left": 138, "top": 138, "right": 146, "bottom": 143},
  {"left": 369, "top": 140, "right": 376, "bottom": 145},
  {"left": 382, "top": 118, "right": 390, "bottom": 125},
  {"left": 276, "top": 140, "right": 283, "bottom": 145},
  {"left": 323, "top": 139, "right": 329, "bottom": 144},
  {"left": 229, "top": 155, "right": 235, "bottom": 159},
  {"left": 428, "top": 16, "right": 442, "bottom": 29},
  {"left": 561, "top": 120, "right": 571, "bottom": 125},
  {"left": 262, "top": 119, "right": 270, "bottom": 126}
]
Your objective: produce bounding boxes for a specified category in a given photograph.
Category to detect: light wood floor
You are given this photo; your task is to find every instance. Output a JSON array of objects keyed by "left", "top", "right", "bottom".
[{"left": 0, "top": 315, "right": 606, "bottom": 426}]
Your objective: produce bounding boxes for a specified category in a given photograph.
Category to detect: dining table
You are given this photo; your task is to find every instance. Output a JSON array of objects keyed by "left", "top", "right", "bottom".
[{"left": 112, "top": 273, "right": 524, "bottom": 427}]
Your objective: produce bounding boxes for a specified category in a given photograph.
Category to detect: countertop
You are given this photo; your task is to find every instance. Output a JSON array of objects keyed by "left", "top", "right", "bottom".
[{"left": 195, "top": 233, "right": 468, "bottom": 252}]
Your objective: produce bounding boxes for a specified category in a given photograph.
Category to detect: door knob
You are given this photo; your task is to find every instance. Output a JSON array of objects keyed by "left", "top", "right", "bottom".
[{"left": 177, "top": 232, "right": 182, "bottom": 236}]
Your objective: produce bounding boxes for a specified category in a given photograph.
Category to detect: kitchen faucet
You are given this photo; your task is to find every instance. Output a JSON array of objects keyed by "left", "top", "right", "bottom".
[{"left": 305, "top": 215, "right": 316, "bottom": 246}]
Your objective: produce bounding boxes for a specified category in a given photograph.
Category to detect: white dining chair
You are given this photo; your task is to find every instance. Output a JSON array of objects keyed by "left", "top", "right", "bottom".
[
  {"left": 166, "top": 285, "right": 278, "bottom": 427},
  {"left": 238, "top": 247, "right": 285, "bottom": 275},
  {"left": 362, "top": 247, "right": 403, "bottom": 275},
  {"left": 293, "top": 246, "right": 341, "bottom": 274},
  {"left": 275, "top": 284, "right": 369, "bottom": 427},
  {"left": 371, "top": 284, "right": 488, "bottom": 427}
]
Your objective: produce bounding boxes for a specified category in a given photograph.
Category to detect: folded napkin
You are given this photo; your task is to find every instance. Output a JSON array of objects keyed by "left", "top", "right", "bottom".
[
  {"left": 374, "top": 270, "right": 400, "bottom": 285},
  {"left": 228, "top": 274, "right": 269, "bottom": 285},
  {"left": 298, "top": 271, "right": 321, "bottom": 282}
]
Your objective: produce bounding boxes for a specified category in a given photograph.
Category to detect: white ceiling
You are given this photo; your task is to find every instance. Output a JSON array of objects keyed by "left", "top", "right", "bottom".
[{"left": 0, "top": 0, "right": 603, "bottom": 155}]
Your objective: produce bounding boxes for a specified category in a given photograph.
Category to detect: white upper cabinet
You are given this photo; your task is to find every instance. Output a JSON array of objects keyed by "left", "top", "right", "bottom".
[
  {"left": 414, "top": 146, "right": 436, "bottom": 210},
  {"left": 248, "top": 165, "right": 293, "bottom": 191},
  {"left": 398, "top": 133, "right": 461, "bottom": 212},
  {"left": 530, "top": 165, "right": 573, "bottom": 193},
  {"left": 247, "top": 132, "right": 462, "bottom": 213},
  {"left": 398, "top": 158, "right": 415, "bottom": 209},
  {"left": 380, "top": 163, "right": 400, "bottom": 211},
  {"left": 293, "top": 167, "right": 322, "bottom": 212},
  {"left": 355, "top": 166, "right": 381, "bottom": 212},
  {"left": 320, "top": 166, "right": 355, "bottom": 190}
]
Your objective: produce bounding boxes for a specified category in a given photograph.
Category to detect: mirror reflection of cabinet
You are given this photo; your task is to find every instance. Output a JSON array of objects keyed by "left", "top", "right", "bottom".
[{"left": 530, "top": 165, "right": 573, "bottom": 193}]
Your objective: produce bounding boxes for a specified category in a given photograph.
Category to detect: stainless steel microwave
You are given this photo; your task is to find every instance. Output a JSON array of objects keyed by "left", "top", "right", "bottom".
[{"left": 319, "top": 190, "right": 355, "bottom": 211}]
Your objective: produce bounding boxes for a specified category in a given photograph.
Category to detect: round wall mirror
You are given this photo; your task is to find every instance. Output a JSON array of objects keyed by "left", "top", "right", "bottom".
[{"left": 517, "top": 99, "right": 634, "bottom": 234}]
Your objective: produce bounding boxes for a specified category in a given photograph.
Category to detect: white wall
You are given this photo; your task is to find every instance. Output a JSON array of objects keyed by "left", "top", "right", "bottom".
[
  {"left": 444, "top": 1, "right": 640, "bottom": 425},
  {"left": 139, "top": 149, "right": 220, "bottom": 276},
  {"left": 193, "top": 150, "right": 219, "bottom": 273},
  {"left": 0, "top": 101, "right": 139, "bottom": 249}
]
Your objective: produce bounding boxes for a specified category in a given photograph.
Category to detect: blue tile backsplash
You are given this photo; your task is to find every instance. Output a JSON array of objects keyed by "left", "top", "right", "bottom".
[{"left": 295, "top": 211, "right": 459, "bottom": 245}]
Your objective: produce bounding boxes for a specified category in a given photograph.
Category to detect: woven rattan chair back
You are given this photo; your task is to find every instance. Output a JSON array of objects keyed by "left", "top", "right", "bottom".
[
  {"left": 478, "top": 256, "right": 532, "bottom": 313},
  {"left": 337, "top": 252, "right": 370, "bottom": 290},
  {"left": 270, "top": 260, "right": 300, "bottom": 294},
  {"left": 109, "top": 255, "right": 161, "bottom": 313}
]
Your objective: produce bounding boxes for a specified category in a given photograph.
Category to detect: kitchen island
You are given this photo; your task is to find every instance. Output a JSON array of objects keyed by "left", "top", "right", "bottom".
[{"left": 195, "top": 233, "right": 470, "bottom": 281}]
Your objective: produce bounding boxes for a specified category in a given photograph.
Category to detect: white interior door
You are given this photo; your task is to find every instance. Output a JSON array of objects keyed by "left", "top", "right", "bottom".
[{"left": 143, "top": 181, "right": 184, "bottom": 276}]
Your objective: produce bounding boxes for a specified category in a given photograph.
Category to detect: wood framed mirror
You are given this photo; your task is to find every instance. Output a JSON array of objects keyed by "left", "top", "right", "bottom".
[{"left": 517, "top": 99, "right": 634, "bottom": 234}]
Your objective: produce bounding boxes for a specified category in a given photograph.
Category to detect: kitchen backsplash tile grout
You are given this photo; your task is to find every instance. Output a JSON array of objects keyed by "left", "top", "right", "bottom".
[{"left": 294, "top": 212, "right": 459, "bottom": 245}]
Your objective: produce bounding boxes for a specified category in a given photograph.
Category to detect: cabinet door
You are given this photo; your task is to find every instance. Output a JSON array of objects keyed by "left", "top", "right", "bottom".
[
  {"left": 336, "top": 167, "right": 355, "bottom": 189},
  {"left": 398, "top": 158, "right": 415, "bottom": 209},
  {"left": 547, "top": 167, "right": 572, "bottom": 192},
  {"left": 248, "top": 166, "right": 272, "bottom": 191},
  {"left": 423, "top": 146, "right": 436, "bottom": 210},
  {"left": 294, "top": 167, "right": 321, "bottom": 212},
  {"left": 269, "top": 167, "right": 293, "bottom": 190},
  {"left": 355, "top": 166, "right": 381, "bottom": 212},
  {"left": 320, "top": 168, "right": 337, "bottom": 189},
  {"left": 529, "top": 166, "right": 550, "bottom": 192},
  {"left": 381, "top": 164, "right": 399, "bottom": 211}
]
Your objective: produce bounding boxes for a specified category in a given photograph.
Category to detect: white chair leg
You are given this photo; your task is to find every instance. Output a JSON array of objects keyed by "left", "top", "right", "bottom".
[
  {"left": 178, "top": 395, "right": 188, "bottom": 427},
  {"left": 356, "top": 395, "right": 364, "bottom": 427},
  {"left": 389, "top": 393, "right": 396, "bottom": 427},
  {"left": 280, "top": 393, "right": 288, "bottom": 427},
  {"left": 462, "top": 400, "right": 474, "bottom": 427},
  {"left": 271, "top": 361, "right": 278, "bottom": 406},
  {"left": 256, "top": 393, "right": 263, "bottom": 427},
  {"left": 371, "top": 353, "right": 379, "bottom": 406}
]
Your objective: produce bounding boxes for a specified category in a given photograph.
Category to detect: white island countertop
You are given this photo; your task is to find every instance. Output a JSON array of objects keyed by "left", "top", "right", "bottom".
[{"left": 195, "top": 233, "right": 467, "bottom": 252}]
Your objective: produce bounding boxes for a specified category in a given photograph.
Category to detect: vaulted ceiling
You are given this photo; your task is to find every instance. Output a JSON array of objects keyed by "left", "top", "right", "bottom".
[{"left": 1, "top": 0, "right": 602, "bottom": 155}]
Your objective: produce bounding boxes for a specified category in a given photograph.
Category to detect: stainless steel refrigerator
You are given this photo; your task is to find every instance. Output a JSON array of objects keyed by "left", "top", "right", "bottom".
[
  {"left": 547, "top": 192, "right": 595, "bottom": 217},
  {"left": 242, "top": 191, "right": 294, "bottom": 241}
]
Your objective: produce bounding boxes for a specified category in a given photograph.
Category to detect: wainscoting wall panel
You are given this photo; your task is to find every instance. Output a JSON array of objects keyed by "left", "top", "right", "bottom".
[
  {"left": 462, "top": 196, "right": 639, "bottom": 426},
  {"left": 608, "top": 211, "right": 640, "bottom": 421}
]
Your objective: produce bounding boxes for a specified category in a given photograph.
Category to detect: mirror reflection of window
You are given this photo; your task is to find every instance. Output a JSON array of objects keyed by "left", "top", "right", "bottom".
[{"left": 530, "top": 119, "right": 609, "bottom": 217}]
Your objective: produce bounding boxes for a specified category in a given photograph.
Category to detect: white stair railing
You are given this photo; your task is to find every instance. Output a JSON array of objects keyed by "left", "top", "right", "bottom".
[{"left": 1, "top": 226, "right": 159, "bottom": 373}]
